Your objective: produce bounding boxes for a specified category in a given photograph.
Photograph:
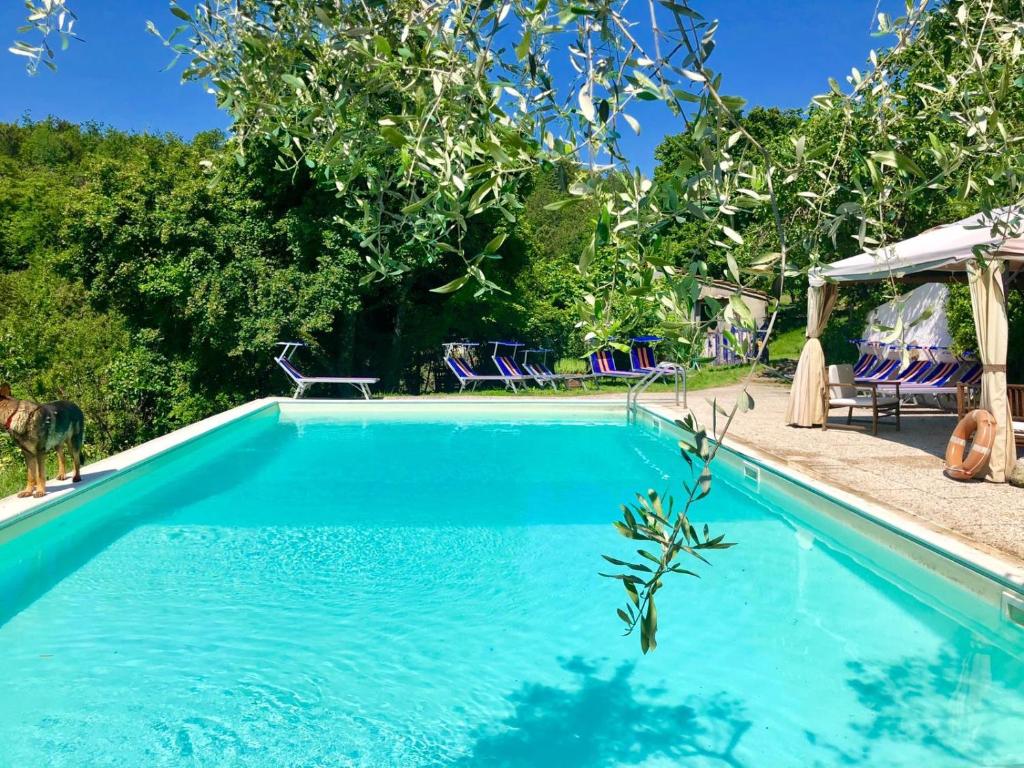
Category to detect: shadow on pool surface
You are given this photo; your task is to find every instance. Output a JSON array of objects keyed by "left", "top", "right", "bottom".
[
  {"left": 446, "top": 656, "right": 752, "bottom": 767},
  {"left": 444, "top": 644, "right": 1024, "bottom": 768},
  {"left": 843, "top": 642, "right": 1024, "bottom": 766}
]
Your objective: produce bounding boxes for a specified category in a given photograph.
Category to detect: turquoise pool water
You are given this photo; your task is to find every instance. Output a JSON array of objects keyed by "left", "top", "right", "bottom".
[{"left": 0, "top": 404, "right": 1022, "bottom": 767}]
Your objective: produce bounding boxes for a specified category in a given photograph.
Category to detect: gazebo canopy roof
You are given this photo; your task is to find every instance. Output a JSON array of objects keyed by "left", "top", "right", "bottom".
[{"left": 809, "top": 208, "right": 1024, "bottom": 286}]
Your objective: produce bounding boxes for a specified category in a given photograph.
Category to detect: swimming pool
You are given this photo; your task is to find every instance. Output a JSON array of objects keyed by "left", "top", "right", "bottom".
[{"left": 0, "top": 401, "right": 1022, "bottom": 767}]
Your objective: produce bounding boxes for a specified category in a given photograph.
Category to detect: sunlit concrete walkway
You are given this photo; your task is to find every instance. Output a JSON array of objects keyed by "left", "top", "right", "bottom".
[{"left": 637, "top": 381, "right": 1024, "bottom": 563}]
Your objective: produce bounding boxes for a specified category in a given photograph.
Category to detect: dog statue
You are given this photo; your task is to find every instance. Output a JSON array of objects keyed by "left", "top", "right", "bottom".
[{"left": 0, "top": 384, "right": 85, "bottom": 498}]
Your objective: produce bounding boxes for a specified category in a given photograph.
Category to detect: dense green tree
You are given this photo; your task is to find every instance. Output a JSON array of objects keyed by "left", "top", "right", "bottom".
[{"left": 0, "top": 121, "right": 587, "bottom": 481}]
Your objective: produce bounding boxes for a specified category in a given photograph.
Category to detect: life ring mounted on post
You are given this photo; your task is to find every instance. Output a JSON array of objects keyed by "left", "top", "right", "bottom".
[{"left": 944, "top": 409, "right": 997, "bottom": 482}]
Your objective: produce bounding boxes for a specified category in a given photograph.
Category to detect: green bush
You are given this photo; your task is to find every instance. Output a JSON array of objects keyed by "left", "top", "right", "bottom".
[
  {"left": 946, "top": 282, "right": 1024, "bottom": 381},
  {"left": 554, "top": 356, "right": 588, "bottom": 375}
]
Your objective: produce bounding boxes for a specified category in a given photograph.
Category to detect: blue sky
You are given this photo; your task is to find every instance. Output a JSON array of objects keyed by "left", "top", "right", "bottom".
[{"left": 2, "top": 1, "right": 902, "bottom": 171}]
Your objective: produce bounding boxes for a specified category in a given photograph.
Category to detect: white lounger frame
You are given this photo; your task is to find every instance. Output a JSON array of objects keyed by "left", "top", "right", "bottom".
[
  {"left": 275, "top": 342, "right": 378, "bottom": 400},
  {"left": 443, "top": 342, "right": 526, "bottom": 392}
]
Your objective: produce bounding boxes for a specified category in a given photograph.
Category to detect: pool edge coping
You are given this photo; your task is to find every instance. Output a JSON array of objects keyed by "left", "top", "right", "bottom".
[
  {"left": 636, "top": 401, "right": 1024, "bottom": 597},
  {"left": 0, "top": 397, "right": 281, "bottom": 532}
]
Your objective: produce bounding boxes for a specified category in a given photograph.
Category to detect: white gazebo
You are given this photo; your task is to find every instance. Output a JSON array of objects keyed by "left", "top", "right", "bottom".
[{"left": 785, "top": 209, "right": 1024, "bottom": 482}]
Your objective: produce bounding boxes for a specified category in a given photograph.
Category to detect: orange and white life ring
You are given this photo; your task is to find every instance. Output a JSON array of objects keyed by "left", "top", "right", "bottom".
[{"left": 944, "top": 409, "right": 997, "bottom": 482}]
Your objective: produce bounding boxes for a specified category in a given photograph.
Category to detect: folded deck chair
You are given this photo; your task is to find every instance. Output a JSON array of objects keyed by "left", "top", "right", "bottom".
[
  {"left": 850, "top": 339, "right": 879, "bottom": 377},
  {"left": 824, "top": 363, "right": 900, "bottom": 435},
  {"left": 629, "top": 337, "right": 661, "bottom": 373},
  {"left": 888, "top": 361, "right": 977, "bottom": 395},
  {"left": 857, "top": 357, "right": 901, "bottom": 382},
  {"left": 589, "top": 349, "right": 646, "bottom": 378},
  {"left": 274, "top": 342, "right": 378, "bottom": 399},
  {"left": 493, "top": 355, "right": 536, "bottom": 391},
  {"left": 445, "top": 355, "right": 524, "bottom": 392}
]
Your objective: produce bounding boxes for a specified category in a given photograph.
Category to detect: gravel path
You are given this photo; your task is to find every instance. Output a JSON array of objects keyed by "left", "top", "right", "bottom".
[{"left": 639, "top": 381, "right": 1024, "bottom": 563}]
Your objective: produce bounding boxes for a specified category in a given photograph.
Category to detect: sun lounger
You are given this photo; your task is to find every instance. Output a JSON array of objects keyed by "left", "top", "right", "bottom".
[
  {"left": 489, "top": 341, "right": 539, "bottom": 392},
  {"left": 520, "top": 361, "right": 553, "bottom": 384},
  {"left": 445, "top": 354, "right": 524, "bottom": 392},
  {"left": 517, "top": 348, "right": 560, "bottom": 388},
  {"left": 274, "top": 342, "right": 378, "bottom": 399},
  {"left": 850, "top": 339, "right": 881, "bottom": 377},
  {"left": 901, "top": 359, "right": 945, "bottom": 384},
  {"left": 531, "top": 361, "right": 564, "bottom": 379},
  {"left": 629, "top": 336, "right": 663, "bottom": 373},
  {"left": 884, "top": 361, "right": 980, "bottom": 395},
  {"left": 520, "top": 349, "right": 556, "bottom": 386},
  {"left": 856, "top": 357, "right": 902, "bottom": 382},
  {"left": 856, "top": 356, "right": 888, "bottom": 379},
  {"left": 589, "top": 348, "right": 646, "bottom": 379},
  {"left": 493, "top": 354, "right": 537, "bottom": 390},
  {"left": 520, "top": 348, "right": 595, "bottom": 388},
  {"left": 859, "top": 357, "right": 934, "bottom": 386}
]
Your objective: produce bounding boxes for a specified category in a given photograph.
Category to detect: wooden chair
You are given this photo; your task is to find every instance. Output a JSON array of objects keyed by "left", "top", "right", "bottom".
[
  {"left": 823, "top": 364, "right": 901, "bottom": 436},
  {"left": 958, "top": 382, "right": 1024, "bottom": 448},
  {"left": 1012, "top": 385, "right": 1024, "bottom": 448}
]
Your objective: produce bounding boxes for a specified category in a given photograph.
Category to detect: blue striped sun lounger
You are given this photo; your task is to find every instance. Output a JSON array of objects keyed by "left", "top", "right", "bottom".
[
  {"left": 589, "top": 349, "right": 646, "bottom": 379},
  {"left": 629, "top": 336, "right": 662, "bottom": 374},
  {"left": 445, "top": 355, "right": 525, "bottom": 392},
  {"left": 275, "top": 342, "right": 378, "bottom": 399},
  {"left": 492, "top": 355, "right": 535, "bottom": 391}
]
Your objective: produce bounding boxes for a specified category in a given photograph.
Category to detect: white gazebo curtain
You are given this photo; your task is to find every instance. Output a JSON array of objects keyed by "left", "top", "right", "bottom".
[
  {"left": 784, "top": 283, "right": 837, "bottom": 427},
  {"left": 967, "top": 260, "right": 1016, "bottom": 481}
]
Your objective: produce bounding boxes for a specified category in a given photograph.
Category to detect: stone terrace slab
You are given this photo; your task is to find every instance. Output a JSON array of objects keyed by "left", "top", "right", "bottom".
[{"left": 638, "top": 381, "right": 1024, "bottom": 563}]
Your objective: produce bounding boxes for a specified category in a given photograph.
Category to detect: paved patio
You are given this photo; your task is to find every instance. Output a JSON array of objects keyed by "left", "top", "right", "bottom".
[{"left": 638, "top": 381, "right": 1024, "bottom": 563}]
